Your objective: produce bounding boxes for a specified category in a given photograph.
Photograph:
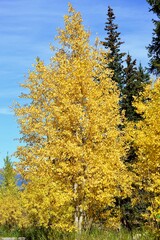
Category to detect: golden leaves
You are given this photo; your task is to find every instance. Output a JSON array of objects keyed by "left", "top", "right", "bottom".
[
  {"left": 128, "top": 78, "right": 160, "bottom": 224},
  {"left": 13, "top": 3, "right": 132, "bottom": 231}
]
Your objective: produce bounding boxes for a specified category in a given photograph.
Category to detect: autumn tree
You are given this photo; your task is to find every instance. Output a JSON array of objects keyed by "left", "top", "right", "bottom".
[
  {"left": 146, "top": 0, "right": 160, "bottom": 75},
  {"left": 14, "top": 4, "right": 132, "bottom": 233},
  {"left": 127, "top": 79, "right": 160, "bottom": 232}
]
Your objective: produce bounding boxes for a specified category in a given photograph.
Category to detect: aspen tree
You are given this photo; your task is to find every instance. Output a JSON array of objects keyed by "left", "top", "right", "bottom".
[
  {"left": 15, "top": 4, "right": 131, "bottom": 232},
  {"left": 127, "top": 79, "right": 160, "bottom": 231}
]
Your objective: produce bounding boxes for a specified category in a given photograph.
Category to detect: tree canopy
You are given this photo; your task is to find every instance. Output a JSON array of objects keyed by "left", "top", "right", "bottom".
[
  {"left": 127, "top": 78, "right": 160, "bottom": 230},
  {"left": 14, "top": 4, "right": 132, "bottom": 232}
]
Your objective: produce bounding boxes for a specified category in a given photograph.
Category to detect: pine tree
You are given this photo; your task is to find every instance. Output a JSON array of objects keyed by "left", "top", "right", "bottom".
[
  {"left": 101, "top": 5, "right": 151, "bottom": 231},
  {"left": 0, "top": 156, "right": 23, "bottom": 229},
  {"left": 137, "top": 63, "right": 150, "bottom": 86},
  {"left": 14, "top": 4, "right": 132, "bottom": 232},
  {"left": 0, "top": 155, "right": 17, "bottom": 190},
  {"left": 101, "top": 6, "right": 126, "bottom": 91},
  {"left": 146, "top": 0, "right": 160, "bottom": 75},
  {"left": 122, "top": 55, "right": 150, "bottom": 122},
  {"left": 119, "top": 55, "right": 150, "bottom": 230},
  {"left": 122, "top": 54, "right": 138, "bottom": 121}
]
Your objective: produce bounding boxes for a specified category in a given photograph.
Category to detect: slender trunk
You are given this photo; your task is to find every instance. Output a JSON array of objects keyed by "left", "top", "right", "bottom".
[
  {"left": 75, "top": 205, "right": 83, "bottom": 233},
  {"left": 74, "top": 183, "right": 83, "bottom": 233}
]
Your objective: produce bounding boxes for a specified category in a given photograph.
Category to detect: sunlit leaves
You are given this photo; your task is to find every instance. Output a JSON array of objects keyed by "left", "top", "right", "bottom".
[
  {"left": 14, "top": 4, "right": 132, "bottom": 232},
  {"left": 128, "top": 79, "right": 160, "bottom": 228}
]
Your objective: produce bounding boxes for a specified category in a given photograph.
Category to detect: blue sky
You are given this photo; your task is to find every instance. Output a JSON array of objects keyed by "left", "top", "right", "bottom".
[{"left": 0, "top": 0, "right": 154, "bottom": 167}]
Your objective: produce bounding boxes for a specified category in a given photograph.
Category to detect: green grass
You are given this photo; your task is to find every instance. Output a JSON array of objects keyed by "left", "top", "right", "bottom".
[
  {"left": 0, "top": 226, "right": 158, "bottom": 240},
  {"left": 71, "top": 228, "right": 157, "bottom": 240},
  {"left": 0, "top": 225, "right": 22, "bottom": 238},
  {"left": 22, "top": 227, "right": 158, "bottom": 240}
]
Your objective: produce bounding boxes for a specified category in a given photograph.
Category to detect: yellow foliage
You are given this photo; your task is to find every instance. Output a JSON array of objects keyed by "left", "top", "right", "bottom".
[
  {"left": 0, "top": 191, "right": 20, "bottom": 227},
  {"left": 127, "top": 78, "right": 160, "bottom": 228},
  {"left": 14, "top": 4, "right": 132, "bottom": 231}
]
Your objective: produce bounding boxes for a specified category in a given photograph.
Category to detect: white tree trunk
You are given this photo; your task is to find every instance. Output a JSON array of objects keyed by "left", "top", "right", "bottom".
[{"left": 74, "top": 183, "right": 83, "bottom": 233}]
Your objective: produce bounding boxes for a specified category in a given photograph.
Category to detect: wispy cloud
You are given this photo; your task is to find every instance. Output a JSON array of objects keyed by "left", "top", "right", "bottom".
[{"left": 0, "top": 107, "right": 13, "bottom": 115}]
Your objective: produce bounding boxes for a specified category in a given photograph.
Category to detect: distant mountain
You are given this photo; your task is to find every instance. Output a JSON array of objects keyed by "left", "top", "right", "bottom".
[
  {"left": 0, "top": 173, "right": 3, "bottom": 182},
  {"left": 16, "top": 173, "right": 26, "bottom": 187}
]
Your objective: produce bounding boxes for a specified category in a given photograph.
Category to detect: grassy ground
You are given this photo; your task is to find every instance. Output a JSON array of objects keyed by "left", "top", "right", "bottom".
[
  {"left": 56, "top": 228, "right": 157, "bottom": 240},
  {"left": 75, "top": 229, "right": 156, "bottom": 240},
  {"left": 0, "top": 226, "right": 158, "bottom": 240}
]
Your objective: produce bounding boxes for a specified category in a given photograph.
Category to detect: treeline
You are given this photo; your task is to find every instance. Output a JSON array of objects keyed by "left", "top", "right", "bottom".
[{"left": 0, "top": 1, "right": 159, "bottom": 239}]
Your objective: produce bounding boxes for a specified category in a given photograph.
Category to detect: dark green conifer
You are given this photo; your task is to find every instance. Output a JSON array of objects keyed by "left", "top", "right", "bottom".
[
  {"left": 146, "top": 0, "right": 160, "bottom": 75},
  {"left": 122, "top": 55, "right": 150, "bottom": 121},
  {"left": 102, "top": 6, "right": 125, "bottom": 90},
  {"left": 120, "top": 56, "right": 150, "bottom": 230}
]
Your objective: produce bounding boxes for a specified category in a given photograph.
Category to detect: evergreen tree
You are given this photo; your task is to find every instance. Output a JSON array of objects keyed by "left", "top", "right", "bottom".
[
  {"left": 101, "top": 4, "right": 151, "bottom": 232},
  {"left": 119, "top": 55, "right": 150, "bottom": 230},
  {"left": 137, "top": 63, "right": 150, "bottom": 85},
  {"left": 122, "top": 54, "right": 138, "bottom": 121},
  {"left": 146, "top": 0, "right": 160, "bottom": 75},
  {"left": 0, "top": 155, "right": 17, "bottom": 191},
  {"left": 122, "top": 55, "right": 150, "bottom": 122},
  {"left": 102, "top": 6, "right": 150, "bottom": 121},
  {"left": 101, "top": 8, "right": 150, "bottom": 230},
  {"left": 0, "top": 156, "right": 23, "bottom": 229},
  {"left": 101, "top": 6, "right": 125, "bottom": 90}
]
